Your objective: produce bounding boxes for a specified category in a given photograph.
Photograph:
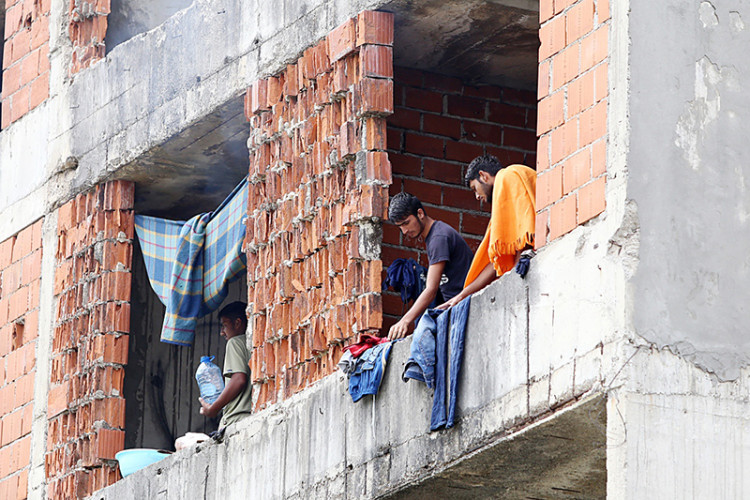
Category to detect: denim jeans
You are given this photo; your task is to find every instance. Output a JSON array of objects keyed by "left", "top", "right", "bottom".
[
  {"left": 402, "top": 309, "right": 441, "bottom": 388},
  {"left": 348, "top": 342, "right": 393, "bottom": 402},
  {"left": 431, "top": 296, "right": 471, "bottom": 430},
  {"left": 402, "top": 297, "right": 472, "bottom": 431}
]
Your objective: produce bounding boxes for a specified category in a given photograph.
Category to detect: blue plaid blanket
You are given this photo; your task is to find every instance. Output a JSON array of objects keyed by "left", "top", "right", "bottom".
[{"left": 134, "top": 179, "right": 248, "bottom": 346}]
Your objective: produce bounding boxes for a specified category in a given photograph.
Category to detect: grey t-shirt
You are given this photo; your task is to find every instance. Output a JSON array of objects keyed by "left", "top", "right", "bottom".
[{"left": 424, "top": 220, "right": 473, "bottom": 301}]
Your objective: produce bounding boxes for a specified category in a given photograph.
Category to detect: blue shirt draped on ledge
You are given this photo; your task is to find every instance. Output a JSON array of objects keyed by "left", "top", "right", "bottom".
[{"left": 134, "top": 179, "right": 248, "bottom": 346}]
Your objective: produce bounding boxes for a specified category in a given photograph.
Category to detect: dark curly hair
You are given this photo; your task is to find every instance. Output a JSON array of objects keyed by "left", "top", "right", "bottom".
[
  {"left": 465, "top": 155, "right": 504, "bottom": 186},
  {"left": 388, "top": 192, "right": 424, "bottom": 223}
]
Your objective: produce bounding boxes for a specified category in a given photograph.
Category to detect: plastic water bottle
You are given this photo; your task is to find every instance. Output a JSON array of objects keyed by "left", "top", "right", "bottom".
[{"left": 196, "top": 356, "right": 224, "bottom": 405}]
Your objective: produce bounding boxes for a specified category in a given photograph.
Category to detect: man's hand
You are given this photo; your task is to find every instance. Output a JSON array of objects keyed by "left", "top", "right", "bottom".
[
  {"left": 436, "top": 294, "right": 462, "bottom": 310},
  {"left": 198, "top": 397, "right": 218, "bottom": 418},
  {"left": 388, "top": 318, "right": 411, "bottom": 340},
  {"left": 198, "top": 372, "right": 247, "bottom": 419},
  {"left": 387, "top": 261, "right": 445, "bottom": 340}
]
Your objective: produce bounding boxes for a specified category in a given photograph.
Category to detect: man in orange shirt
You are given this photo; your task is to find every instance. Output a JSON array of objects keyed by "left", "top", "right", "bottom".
[{"left": 438, "top": 155, "right": 536, "bottom": 309}]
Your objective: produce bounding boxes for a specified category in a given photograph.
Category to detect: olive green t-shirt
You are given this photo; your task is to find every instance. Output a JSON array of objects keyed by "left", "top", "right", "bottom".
[{"left": 220, "top": 335, "right": 253, "bottom": 428}]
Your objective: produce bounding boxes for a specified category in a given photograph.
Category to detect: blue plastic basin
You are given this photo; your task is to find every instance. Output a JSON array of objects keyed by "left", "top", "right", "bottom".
[{"left": 115, "top": 449, "right": 171, "bottom": 477}]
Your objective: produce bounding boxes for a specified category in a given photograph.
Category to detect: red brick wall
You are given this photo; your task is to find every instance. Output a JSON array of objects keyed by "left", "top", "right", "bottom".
[
  {"left": 245, "top": 11, "right": 393, "bottom": 410},
  {"left": 1, "top": 0, "right": 51, "bottom": 128},
  {"left": 383, "top": 67, "right": 537, "bottom": 329},
  {"left": 46, "top": 181, "right": 134, "bottom": 498},
  {"left": 69, "top": 0, "right": 109, "bottom": 74},
  {"left": 0, "top": 219, "right": 42, "bottom": 500},
  {"left": 536, "top": 0, "right": 608, "bottom": 246}
]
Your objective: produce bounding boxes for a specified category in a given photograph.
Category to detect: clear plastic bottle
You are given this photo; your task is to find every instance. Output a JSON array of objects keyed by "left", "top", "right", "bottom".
[{"left": 195, "top": 355, "right": 225, "bottom": 406}]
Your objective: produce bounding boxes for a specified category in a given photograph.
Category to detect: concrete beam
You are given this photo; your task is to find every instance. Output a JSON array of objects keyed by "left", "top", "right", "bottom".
[{"left": 386, "top": 0, "right": 539, "bottom": 89}]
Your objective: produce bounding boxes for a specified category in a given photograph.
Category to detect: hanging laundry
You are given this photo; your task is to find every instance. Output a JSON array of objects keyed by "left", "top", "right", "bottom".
[
  {"left": 402, "top": 309, "right": 441, "bottom": 388},
  {"left": 134, "top": 179, "right": 248, "bottom": 346},
  {"left": 402, "top": 296, "right": 471, "bottom": 431},
  {"left": 337, "top": 350, "right": 356, "bottom": 375},
  {"left": 383, "top": 258, "right": 428, "bottom": 304},
  {"left": 348, "top": 341, "right": 393, "bottom": 403}
]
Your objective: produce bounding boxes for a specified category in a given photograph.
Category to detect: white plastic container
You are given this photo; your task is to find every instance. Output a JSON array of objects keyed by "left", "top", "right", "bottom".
[{"left": 195, "top": 355, "right": 224, "bottom": 405}]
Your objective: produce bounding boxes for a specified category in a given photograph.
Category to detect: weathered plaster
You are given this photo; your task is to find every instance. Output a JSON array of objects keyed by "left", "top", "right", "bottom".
[
  {"left": 607, "top": 346, "right": 750, "bottom": 499},
  {"left": 628, "top": 0, "right": 750, "bottom": 380}
]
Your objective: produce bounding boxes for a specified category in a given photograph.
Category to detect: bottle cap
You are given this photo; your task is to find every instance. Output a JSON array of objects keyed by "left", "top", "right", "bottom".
[{"left": 200, "top": 355, "right": 215, "bottom": 363}]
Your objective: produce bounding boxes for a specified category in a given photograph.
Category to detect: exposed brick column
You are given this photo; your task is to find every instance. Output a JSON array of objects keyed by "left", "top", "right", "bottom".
[
  {"left": 45, "top": 181, "right": 134, "bottom": 498},
  {"left": 1, "top": 0, "right": 51, "bottom": 128},
  {"left": 536, "top": 0, "right": 609, "bottom": 246},
  {"left": 68, "top": 0, "right": 109, "bottom": 74},
  {"left": 0, "top": 220, "right": 43, "bottom": 500},
  {"left": 245, "top": 11, "right": 393, "bottom": 410}
]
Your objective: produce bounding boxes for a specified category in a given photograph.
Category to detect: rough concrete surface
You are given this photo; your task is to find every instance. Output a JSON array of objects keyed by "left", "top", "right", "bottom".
[
  {"left": 28, "top": 214, "right": 57, "bottom": 500},
  {"left": 628, "top": 0, "right": 750, "bottom": 380},
  {"left": 384, "top": 0, "right": 539, "bottom": 89},
  {"left": 0, "top": 0, "right": 391, "bottom": 240},
  {"left": 90, "top": 269, "right": 615, "bottom": 500},
  {"left": 606, "top": 345, "right": 750, "bottom": 499},
  {"left": 386, "top": 395, "right": 606, "bottom": 500},
  {"left": 0, "top": 0, "right": 543, "bottom": 236}
]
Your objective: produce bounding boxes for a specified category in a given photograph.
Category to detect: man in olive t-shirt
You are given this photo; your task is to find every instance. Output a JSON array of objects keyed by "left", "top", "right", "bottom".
[{"left": 198, "top": 301, "right": 253, "bottom": 428}]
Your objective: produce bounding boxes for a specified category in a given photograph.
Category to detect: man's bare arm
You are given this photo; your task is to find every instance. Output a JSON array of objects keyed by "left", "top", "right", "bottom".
[
  {"left": 388, "top": 261, "right": 446, "bottom": 340},
  {"left": 198, "top": 372, "right": 248, "bottom": 418},
  {"left": 436, "top": 262, "right": 497, "bottom": 310}
]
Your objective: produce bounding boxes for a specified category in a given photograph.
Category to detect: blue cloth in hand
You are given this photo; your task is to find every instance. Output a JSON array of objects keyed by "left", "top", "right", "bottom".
[{"left": 514, "top": 249, "right": 536, "bottom": 279}]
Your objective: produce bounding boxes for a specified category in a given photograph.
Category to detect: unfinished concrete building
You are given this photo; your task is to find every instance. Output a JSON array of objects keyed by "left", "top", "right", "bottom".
[{"left": 0, "top": 0, "right": 748, "bottom": 498}]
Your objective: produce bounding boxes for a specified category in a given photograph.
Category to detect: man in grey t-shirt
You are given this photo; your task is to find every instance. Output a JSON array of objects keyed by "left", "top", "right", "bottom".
[{"left": 387, "top": 193, "right": 473, "bottom": 340}]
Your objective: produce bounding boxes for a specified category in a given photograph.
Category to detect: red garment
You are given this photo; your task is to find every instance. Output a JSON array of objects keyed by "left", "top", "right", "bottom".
[{"left": 343, "top": 334, "right": 389, "bottom": 358}]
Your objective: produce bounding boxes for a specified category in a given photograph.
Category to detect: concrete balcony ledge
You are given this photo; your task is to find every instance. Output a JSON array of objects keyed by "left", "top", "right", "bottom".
[{"left": 90, "top": 272, "right": 610, "bottom": 500}]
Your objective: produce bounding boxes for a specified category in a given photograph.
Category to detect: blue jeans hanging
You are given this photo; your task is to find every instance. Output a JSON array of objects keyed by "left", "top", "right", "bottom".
[{"left": 402, "top": 296, "right": 472, "bottom": 431}]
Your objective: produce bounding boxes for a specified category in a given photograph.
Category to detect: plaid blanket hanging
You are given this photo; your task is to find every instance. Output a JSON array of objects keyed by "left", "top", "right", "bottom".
[{"left": 134, "top": 179, "right": 248, "bottom": 346}]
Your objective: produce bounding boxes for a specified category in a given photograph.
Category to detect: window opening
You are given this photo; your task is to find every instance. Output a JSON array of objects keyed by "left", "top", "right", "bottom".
[
  {"left": 124, "top": 240, "right": 247, "bottom": 449},
  {"left": 382, "top": 3, "right": 539, "bottom": 333},
  {"left": 121, "top": 103, "right": 250, "bottom": 450}
]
